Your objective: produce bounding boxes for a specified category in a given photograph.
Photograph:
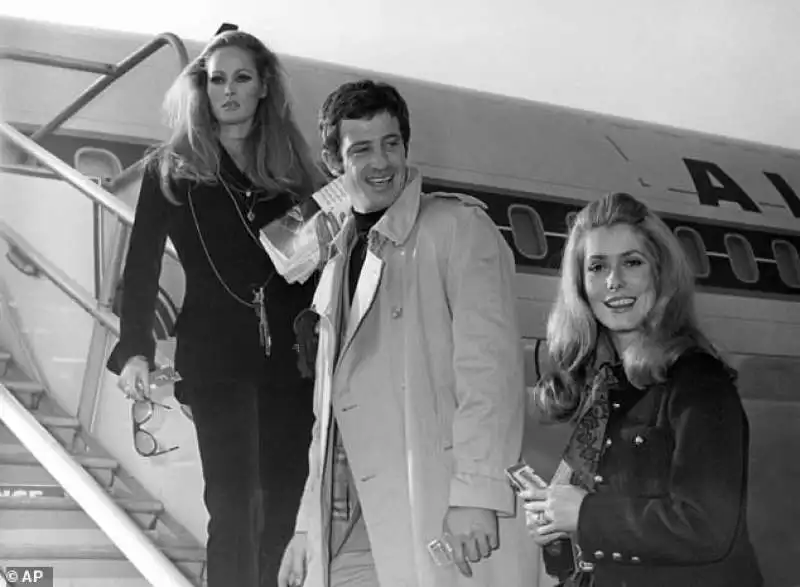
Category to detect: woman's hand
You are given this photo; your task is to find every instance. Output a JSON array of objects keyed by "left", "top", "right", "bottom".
[
  {"left": 118, "top": 356, "right": 150, "bottom": 401},
  {"left": 521, "top": 484, "right": 588, "bottom": 538}
]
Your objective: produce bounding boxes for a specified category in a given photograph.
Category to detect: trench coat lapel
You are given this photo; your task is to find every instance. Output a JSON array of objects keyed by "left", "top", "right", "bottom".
[
  {"left": 312, "top": 255, "right": 344, "bottom": 327},
  {"left": 331, "top": 171, "right": 424, "bottom": 366},
  {"left": 338, "top": 248, "right": 384, "bottom": 363},
  {"left": 310, "top": 246, "right": 348, "bottom": 469}
]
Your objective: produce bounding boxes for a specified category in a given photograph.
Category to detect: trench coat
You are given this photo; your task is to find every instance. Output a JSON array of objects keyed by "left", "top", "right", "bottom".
[{"left": 293, "top": 170, "right": 541, "bottom": 587}]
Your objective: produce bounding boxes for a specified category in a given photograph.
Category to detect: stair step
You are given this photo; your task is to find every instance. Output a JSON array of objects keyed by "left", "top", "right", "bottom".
[
  {"left": 0, "top": 559, "right": 156, "bottom": 585},
  {"left": 0, "top": 444, "right": 117, "bottom": 469},
  {"left": 34, "top": 414, "right": 81, "bottom": 429},
  {"left": 0, "top": 557, "right": 205, "bottom": 586},
  {"left": 0, "top": 495, "right": 165, "bottom": 531},
  {"left": 0, "top": 378, "right": 46, "bottom": 394},
  {"left": 1, "top": 378, "right": 46, "bottom": 409},
  {"left": 0, "top": 445, "right": 119, "bottom": 487},
  {"left": 0, "top": 495, "right": 163, "bottom": 514},
  {"left": 0, "top": 527, "right": 206, "bottom": 561},
  {"left": 0, "top": 414, "right": 81, "bottom": 449}
]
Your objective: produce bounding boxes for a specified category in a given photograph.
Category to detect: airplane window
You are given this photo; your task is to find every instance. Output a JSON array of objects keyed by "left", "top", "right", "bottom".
[
  {"left": 772, "top": 240, "right": 800, "bottom": 288},
  {"left": 508, "top": 205, "right": 548, "bottom": 260},
  {"left": 522, "top": 338, "right": 549, "bottom": 386},
  {"left": 724, "top": 234, "right": 759, "bottom": 283},
  {"left": 74, "top": 146, "right": 122, "bottom": 183},
  {"left": 674, "top": 227, "right": 710, "bottom": 278}
]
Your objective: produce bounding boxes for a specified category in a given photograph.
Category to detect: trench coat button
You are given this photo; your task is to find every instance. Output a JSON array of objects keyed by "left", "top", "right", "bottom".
[
  {"left": 593, "top": 474, "right": 604, "bottom": 484},
  {"left": 605, "top": 437, "right": 613, "bottom": 447},
  {"left": 633, "top": 435, "right": 645, "bottom": 445},
  {"left": 612, "top": 401, "right": 621, "bottom": 409},
  {"left": 578, "top": 561, "right": 595, "bottom": 572},
  {"left": 612, "top": 552, "right": 622, "bottom": 561},
  {"left": 593, "top": 550, "right": 605, "bottom": 559},
  {"left": 391, "top": 307, "right": 403, "bottom": 319},
  {"left": 631, "top": 556, "right": 641, "bottom": 563}
]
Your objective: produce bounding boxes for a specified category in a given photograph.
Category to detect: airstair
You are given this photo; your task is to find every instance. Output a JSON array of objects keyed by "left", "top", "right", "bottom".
[
  {"left": 0, "top": 346, "right": 204, "bottom": 586},
  {"left": 0, "top": 29, "right": 207, "bottom": 586}
]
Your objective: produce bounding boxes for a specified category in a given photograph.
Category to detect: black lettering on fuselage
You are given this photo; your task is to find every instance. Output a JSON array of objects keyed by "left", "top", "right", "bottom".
[
  {"left": 765, "top": 172, "right": 800, "bottom": 218},
  {"left": 683, "top": 158, "right": 761, "bottom": 213}
]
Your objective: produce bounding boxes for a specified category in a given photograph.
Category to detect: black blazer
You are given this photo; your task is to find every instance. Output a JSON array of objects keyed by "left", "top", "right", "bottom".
[
  {"left": 106, "top": 155, "right": 315, "bottom": 395},
  {"left": 573, "top": 351, "right": 763, "bottom": 587}
]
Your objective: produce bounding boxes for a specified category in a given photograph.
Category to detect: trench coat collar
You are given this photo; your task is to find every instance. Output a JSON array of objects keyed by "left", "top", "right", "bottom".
[
  {"left": 325, "top": 166, "right": 422, "bottom": 258},
  {"left": 371, "top": 167, "right": 423, "bottom": 248}
]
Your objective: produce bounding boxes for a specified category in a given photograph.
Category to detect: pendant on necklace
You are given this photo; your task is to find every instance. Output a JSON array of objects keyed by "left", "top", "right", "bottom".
[
  {"left": 253, "top": 286, "right": 271, "bottom": 357},
  {"left": 245, "top": 191, "right": 255, "bottom": 222}
]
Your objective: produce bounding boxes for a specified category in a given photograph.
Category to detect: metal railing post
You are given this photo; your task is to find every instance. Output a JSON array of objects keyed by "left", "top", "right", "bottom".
[{"left": 78, "top": 221, "right": 132, "bottom": 434}]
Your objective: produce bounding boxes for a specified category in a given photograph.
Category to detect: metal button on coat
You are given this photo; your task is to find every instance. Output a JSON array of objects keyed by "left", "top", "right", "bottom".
[
  {"left": 593, "top": 474, "right": 604, "bottom": 484},
  {"left": 605, "top": 437, "right": 613, "bottom": 447},
  {"left": 594, "top": 550, "right": 605, "bottom": 559},
  {"left": 634, "top": 435, "right": 645, "bottom": 445},
  {"left": 631, "top": 556, "right": 641, "bottom": 563},
  {"left": 612, "top": 552, "right": 622, "bottom": 561}
]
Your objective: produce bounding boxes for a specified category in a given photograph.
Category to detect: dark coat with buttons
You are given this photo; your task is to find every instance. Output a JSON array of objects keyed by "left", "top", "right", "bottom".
[{"left": 573, "top": 350, "right": 763, "bottom": 587}]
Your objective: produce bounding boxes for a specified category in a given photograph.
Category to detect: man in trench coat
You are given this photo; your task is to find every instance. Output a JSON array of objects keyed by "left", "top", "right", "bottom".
[{"left": 278, "top": 79, "right": 540, "bottom": 587}]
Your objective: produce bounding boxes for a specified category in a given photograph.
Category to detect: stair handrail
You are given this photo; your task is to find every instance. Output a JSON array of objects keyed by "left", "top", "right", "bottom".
[
  {"left": 8, "top": 33, "right": 190, "bottom": 143},
  {"left": 0, "top": 47, "right": 118, "bottom": 75},
  {"left": 4, "top": 30, "right": 189, "bottom": 196},
  {"left": 0, "top": 222, "right": 172, "bottom": 366},
  {"left": 0, "top": 122, "right": 178, "bottom": 261},
  {"left": 0, "top": 221, "right": 121, "bottom": 336},
  {"left": 0, "top": 384, "right": 194, "bottom": 587}
]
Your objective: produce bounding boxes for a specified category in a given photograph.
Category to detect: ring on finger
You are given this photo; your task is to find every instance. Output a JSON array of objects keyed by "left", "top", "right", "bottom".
[{"left": 535, "top": 511, "right": 547, "bottom": 525}]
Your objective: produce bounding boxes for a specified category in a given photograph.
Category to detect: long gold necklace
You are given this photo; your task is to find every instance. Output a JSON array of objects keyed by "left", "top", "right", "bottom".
[{"left": 187, "top": 184, "right": 275, "bottom": 357}]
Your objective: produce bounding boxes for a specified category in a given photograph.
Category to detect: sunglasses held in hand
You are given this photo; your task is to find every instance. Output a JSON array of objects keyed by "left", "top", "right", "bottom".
[
  {"left": 132, "top": 399, "right": 179, "bottom": 457},
  {"left": 130, "top": 364, "right": 183, "bottom": 458}
]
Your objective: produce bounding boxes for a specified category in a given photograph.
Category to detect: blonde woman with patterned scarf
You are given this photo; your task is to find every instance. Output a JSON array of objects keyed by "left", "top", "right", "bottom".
[{"left": 524, "top": 192, "right": 762, "bottom": 587}]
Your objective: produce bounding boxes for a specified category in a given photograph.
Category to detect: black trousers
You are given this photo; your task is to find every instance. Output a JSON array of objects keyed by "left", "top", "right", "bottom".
[{"left": 188, "top": 378, "right": 314, "bottom": 587}]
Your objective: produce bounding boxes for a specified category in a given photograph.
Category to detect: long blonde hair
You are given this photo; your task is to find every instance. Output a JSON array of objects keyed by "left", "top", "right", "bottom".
[
  {"left": 533, "top": 192, "right": 723, "bottom": 421},
  {"left": 148, "top": 30, "right": 322, "bottom": 202}
]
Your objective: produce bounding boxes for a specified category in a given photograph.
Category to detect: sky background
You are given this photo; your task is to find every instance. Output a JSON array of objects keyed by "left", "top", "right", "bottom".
[{"left": 3, "top": 0, "right": 800, "bottom": 150}]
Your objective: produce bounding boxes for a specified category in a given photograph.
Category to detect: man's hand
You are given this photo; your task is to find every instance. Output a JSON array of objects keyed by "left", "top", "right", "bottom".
[
  {"left": 278, "top": 532, "right": 309, "bottom": 587},
  {"left": 443, "top": 506, "right": 499, "bottom": 577}
]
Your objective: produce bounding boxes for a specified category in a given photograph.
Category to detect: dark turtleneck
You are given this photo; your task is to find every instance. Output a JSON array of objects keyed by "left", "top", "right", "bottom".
[{"left": 348, "top": 208, "right": 387, "bottom": 300}]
